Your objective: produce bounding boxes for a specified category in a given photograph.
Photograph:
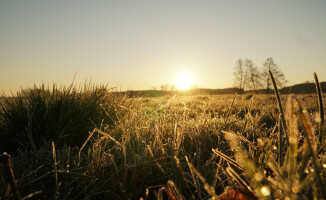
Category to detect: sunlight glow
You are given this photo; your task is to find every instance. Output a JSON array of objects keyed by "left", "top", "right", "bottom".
[{"left": 177, "top": 73, "right": 193, "bottom": 90}]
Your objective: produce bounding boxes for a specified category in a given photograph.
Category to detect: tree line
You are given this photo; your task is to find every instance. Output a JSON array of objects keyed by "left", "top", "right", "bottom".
[{"left": 233, "top": 57, "right": 288, "bottom": 94}]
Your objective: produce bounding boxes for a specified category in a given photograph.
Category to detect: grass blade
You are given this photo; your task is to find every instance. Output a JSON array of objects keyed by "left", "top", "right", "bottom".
[
  {"left": 278, "top": 116, "right": 284, "bottom": 166},
  {"left": 212, "top": 148, "right": 243, "bottom": 170},
  {"left": 1, "top": 152, "right": 21, "bottom": 200},
  {"left": 186, "top": 157, "right": 218, "bottom": 199},
  {"left": 269, "top": 70, "right": 288, "bottom": 142},
  {"left": 314, "top": 72, "right": 325, "bottom": 146},
  {"left": 52, "top": 141, "right": 59, "bottom": 200},
  {"left": 285, "top": 96, "right": 299, "bottom": 182}
]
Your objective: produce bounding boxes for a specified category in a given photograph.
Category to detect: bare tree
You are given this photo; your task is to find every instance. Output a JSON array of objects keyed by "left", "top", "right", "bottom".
[
  {"left": 233, "top": 59, "right": 247, "bottom": 93},
  {"left": 244, "top": 59, "right": 262, "bottom": 93},
  {"left": 160, "top": 84, "right": 169, "bottom": 91},
  {"left": 261, "top": 57, "right": 288, "bottom": 94}
]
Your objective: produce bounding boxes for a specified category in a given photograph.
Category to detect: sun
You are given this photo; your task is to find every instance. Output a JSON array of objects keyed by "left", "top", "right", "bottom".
[{"left": 177, "top": 73, "right": 193, "bottom": 90}]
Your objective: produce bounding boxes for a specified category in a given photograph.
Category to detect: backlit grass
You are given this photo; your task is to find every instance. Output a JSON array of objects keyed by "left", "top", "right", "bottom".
[{"left": 1, "top": 79, "right": 325, "bottom": 199}]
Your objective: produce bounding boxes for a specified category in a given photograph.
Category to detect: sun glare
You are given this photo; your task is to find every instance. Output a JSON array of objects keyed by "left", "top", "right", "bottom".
[{"left": 177, "top": 73, "right": 193, "bottom": 90}]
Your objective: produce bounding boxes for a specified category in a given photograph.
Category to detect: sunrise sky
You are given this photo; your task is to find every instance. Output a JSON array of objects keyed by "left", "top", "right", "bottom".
[{"left": 1, "top": 1, "right": 326, "bottom": 95}]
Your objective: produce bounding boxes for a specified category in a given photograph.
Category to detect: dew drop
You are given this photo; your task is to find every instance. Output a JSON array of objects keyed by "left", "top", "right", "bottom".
[
  {"left": 260, "top": 186, "right": 271, "bottom": 196},
  {"left": 254, "top": 173, "right": 263, "bottom": 181}
]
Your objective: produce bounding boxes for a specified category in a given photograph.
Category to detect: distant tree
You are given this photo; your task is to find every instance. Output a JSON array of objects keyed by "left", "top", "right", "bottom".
[
  {"left": 244, "top": 59, "right": 262, "bottom": 93},
  {"left": 233, "top": 59, "right": 247, "bottom": 93},
  {"left": 160, "top": 84, "right": 169, "bottom": 91},
  {"left": 261, "top": 57, "right": 288, "bottom": 94}
]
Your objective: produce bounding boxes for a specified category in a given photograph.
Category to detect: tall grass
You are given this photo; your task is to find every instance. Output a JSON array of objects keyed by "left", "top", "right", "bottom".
[
  {"left": 0, "top": 83, "right": 127, "bottom": 153},
  {"left": 1, "top": 78, "right": 325, "bottom": 199},
  {"left": 212, "top": 72, "right": 326, "bottom": 199}
]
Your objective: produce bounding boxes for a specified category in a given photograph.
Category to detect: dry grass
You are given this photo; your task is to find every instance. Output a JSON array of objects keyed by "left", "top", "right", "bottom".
[{"left": 0, "top": 83, "right": 325, "bottom": 199}]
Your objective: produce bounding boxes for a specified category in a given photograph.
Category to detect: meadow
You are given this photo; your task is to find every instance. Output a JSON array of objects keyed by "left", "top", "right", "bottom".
[{"left": 0, "top": 77, "right": 325, "bottom": 199}]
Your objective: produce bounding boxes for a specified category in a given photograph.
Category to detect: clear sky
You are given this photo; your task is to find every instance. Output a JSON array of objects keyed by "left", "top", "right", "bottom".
[{"left": 1, "top": 0, "right": 326, "bottom": 95}]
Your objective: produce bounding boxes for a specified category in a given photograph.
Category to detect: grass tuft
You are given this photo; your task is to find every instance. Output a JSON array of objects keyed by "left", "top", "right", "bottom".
[{"left": 0, "top": 83, "right": 127, "bottom": 153}]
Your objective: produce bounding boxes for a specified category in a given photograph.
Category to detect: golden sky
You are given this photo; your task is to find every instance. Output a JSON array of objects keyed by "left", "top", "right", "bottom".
[{"left": 1, "top": 1, "right": 326, "bottom": 94}]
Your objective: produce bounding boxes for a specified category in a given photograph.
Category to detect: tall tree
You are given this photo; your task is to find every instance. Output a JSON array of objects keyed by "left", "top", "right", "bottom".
[
  {"left": 261, "top": 57, "right": 288, "bottom": 94},
  {"left": 244, "top": 59, "right": 262, "bottom": 93},
  {"left": 233, "top": 59, "right": 247, "bottom": 93}
]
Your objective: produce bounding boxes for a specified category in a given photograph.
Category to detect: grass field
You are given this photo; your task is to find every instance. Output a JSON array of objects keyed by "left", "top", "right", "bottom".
[{"left": 0, "top": 83, "right": 326, "bottom": 199}]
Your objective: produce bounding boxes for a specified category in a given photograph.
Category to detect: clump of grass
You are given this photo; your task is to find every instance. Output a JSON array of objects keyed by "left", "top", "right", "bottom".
[{"left": 0, "top": 82, "right": 127, "bottom": 153}]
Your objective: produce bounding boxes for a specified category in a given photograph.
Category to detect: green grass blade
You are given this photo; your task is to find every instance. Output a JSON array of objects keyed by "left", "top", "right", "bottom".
[
  {"left": 285, "top": 96, "right": 299, "bottom": 182},
  {"left": 52, "top": 141, "right": 59, "bottom": 200},
  {"left": 269, "top": 70, "right": 288, "bottom": 143},
  {"left": 278, "top": 116, "right": 284, "bottom": 166},
  {"left": 314, "top": 72, "right": 325, "bottom": 146}
]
